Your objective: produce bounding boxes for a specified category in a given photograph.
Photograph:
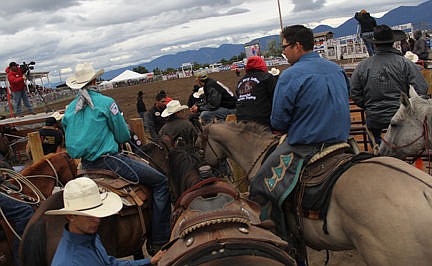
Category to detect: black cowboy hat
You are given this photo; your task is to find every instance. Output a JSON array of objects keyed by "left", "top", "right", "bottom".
[{"left": 369, "top": 25, "right": 406, "bottom": 44}]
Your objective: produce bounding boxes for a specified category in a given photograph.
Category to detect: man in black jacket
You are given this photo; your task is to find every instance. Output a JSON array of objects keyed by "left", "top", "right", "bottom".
[
  {"left": 236, "top": 56, "right": 276, "bottom": 129},
  {"left": 190, "top": 73, "right": 236, "bottom": 125},
  {"left": 354, "top": 9, "right": 377, "bottom": 56}
]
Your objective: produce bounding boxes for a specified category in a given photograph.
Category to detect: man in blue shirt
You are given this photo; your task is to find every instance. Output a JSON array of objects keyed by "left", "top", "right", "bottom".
[
  {"left": 249, "top": 24, "right": 350, "bottom": 222},
  {"left": 62, "top": 63, "right": 170, "bottom": 253},
  {"left": 46, "top": 177, "right": 165, "bottom": 265}
]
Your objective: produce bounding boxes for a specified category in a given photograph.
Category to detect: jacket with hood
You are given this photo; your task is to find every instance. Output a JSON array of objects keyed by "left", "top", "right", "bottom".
[{"left": 5, "top": 66, "right": 25, "bottom": 92}]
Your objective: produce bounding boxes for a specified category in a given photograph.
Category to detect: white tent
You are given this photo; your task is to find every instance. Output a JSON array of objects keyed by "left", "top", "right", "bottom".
[{"left": 109, "top": 70, "right": 145, "bottom": 82}]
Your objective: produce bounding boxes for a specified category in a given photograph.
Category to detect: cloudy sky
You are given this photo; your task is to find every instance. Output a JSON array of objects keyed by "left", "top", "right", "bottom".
[{"left": 0, "top": 0, "right": 425, "bottom": 82}]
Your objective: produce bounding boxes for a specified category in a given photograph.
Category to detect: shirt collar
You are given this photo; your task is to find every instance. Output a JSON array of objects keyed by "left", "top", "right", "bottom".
[{"left": 63, "top": 224, "right": 96, "bottom": 245}]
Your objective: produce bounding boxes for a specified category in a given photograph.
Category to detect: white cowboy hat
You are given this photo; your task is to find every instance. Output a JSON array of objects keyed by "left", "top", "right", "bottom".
[
  {"left": 268, "top": 67, "right": 280, "bottom": 76},
  {"left": 193, "top": 87, "right": 204, "bottom": 98},
  {"left": 404, "top": 51, "right": 419, "bottom": 63},
  {"left": 66, "top": 63, "right": 104, "bottom": 89},
  {"left": 45, "top": 177, "right": 122, "bottom": 218},
  {"left": 161, "top": 100, "right": 189, "bottom": 118}
]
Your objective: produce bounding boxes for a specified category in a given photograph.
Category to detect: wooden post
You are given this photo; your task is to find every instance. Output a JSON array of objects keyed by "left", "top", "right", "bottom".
[
  {"left": 129, "top": 118, "right": 149, "bottom": 145},
  {"left": 27, "top": 132, "right": 44, "bottom": 163}
]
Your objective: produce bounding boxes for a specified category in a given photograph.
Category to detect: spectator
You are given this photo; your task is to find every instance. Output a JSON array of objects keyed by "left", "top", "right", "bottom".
[
  {"left": 236, "top": 56, "right": 277, "bottom": 129},
  {"left": 62, "top": 63, "right": 171, "bottom": 253},
  {"left": 354, "top": 9, "right": 377, "bottom": 56},
  {"left": 400, "top": 37, "right": 411, "bottom": 55},
  {"left": 39, "top": 116, "right": 64, "bottom": 155},
  {"left": 159, "top": 100, "right": 198, "bottom": 150},
  {"left": 412, "top": 30, "right": 429, "bottom": 60},
  {"left": 159, "top": 90, "right": 172, "bottom": 103},
  {"left": 5, "top": 62, "right": 35, "bottom": 116},
  {"left": 351, "top": 25, "right": 428, "bottom": 147},
  {"left": 46, "top": 177, "right": 165, "bottom": 266},
  {"left": 190, "top": 73, "right": 236, "bottom": 125},
  {"left": 144, "top": 93, "right": 167, "bottom": 140},
  {"left": 408, "top": 37, "right": 416, "bottom": 51},
  {"left": 136, "top": 91, "right": 147, "bottom": 121},
  {"left": 249, "top": 25, "right": 351, "bottom": 246}
]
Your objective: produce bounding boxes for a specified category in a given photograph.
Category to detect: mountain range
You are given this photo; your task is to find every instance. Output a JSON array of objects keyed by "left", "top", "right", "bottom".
[{"left": 101, "top": 0, "right": 432, "bottom": 81}]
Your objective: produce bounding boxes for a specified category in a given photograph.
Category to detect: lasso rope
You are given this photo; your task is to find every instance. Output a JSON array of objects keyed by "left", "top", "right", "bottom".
[
  {"left": 0, "top": 207, "right": 21, "bottom": 240},
  {"left": 0, "top": 168, "right": 44, "bottom": 203}
]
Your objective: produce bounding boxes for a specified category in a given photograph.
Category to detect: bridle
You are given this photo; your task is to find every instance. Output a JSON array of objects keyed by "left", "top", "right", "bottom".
[{"left": 381, "top": 116, "right": 431, "bottom": 173}]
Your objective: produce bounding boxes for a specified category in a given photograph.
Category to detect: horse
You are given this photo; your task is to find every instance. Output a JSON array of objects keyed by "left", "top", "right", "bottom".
[
  {"left": 18, "top": 152, "right": 154, "bottom": 266},
  {"left": 199, "top": 121, "right": 432, "bottom": 265},
  {"left": 159, "top": 148, "right": 296, "bottom": 266},
  {"left": 379, "top": 86, "right": 432, "bottom": 160}
]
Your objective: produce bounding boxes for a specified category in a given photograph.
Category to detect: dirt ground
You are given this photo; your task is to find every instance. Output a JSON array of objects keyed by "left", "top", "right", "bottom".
[{"left": 36, "top": 67, "right": 366, "bottom": 265}]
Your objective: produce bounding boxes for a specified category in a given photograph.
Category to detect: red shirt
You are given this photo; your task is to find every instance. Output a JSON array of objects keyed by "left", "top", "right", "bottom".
[{"left": 5, "top": 67, "right": 25, "bottom": 92}]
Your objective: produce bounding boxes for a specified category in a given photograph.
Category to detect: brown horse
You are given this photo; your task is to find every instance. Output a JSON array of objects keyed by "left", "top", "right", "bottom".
[
  {"left": 18, "top": 152, "right": 155, "bottom": 266},
  {"left": 200, "top": 122, "right": 432, "bottom": 266},
  {"left": 159, "top": 148, "right": 296, "bottom": 266}
]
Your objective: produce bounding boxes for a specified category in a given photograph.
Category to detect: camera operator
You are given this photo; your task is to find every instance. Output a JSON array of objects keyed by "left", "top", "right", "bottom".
[{"left": 5, "top": 62, "right": 35, "bottom": 116}]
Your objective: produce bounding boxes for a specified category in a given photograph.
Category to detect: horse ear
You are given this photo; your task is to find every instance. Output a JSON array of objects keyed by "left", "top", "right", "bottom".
[
  {"left": 400, "top": 92, "right": 411, "bottom": 108},
  {"left": 408, "top": 85, "right": 419, "bottom": 98}
]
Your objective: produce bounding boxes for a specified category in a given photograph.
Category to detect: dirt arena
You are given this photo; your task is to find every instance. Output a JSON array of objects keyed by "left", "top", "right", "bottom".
[{"left": 35, "top": 67, "right": 366, "bottom": 265}]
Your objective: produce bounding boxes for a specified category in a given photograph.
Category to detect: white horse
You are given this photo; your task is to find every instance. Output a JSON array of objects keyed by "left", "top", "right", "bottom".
[
  {"left": 200, "top": 121, "right": 432, "bottom": 265},
  {"left": 379, "top": 86, "right": 432, "bottom": 159}
]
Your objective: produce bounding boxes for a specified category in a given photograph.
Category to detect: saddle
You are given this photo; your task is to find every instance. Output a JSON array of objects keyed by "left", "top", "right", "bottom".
[{"left": 160, "top": 177, "right": 296, "bottom": 266}]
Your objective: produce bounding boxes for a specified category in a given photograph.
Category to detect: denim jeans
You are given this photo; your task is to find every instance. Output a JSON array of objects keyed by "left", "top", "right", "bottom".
[
  {"left": 200, "top": 107, "right": 236, "bottom": 125},
  {"left": 12, "top": 90, "right": 33, "bottom": 115},
  {"left": 362, "top": 38, "right": 375, "bottom": 56},
  {"left": 81, "top": 153, "right": 171, "bottom": 244},
  {"left": 0, "top": 193, "right": 34, "bottom": 266}
]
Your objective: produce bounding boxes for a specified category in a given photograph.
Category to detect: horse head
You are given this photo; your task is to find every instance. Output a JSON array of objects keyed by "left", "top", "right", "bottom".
[{"left": 379, "top": 86, "right": 432, "bottom": 159}]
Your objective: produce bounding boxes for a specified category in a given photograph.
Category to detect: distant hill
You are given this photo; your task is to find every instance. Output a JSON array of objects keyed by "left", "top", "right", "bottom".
[{"left": 101, "top": 0, "right": 432, "bottom": 81}]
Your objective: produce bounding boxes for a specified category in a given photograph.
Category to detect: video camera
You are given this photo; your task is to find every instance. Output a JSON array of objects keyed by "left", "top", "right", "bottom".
[{"left": 20, "top": 61, "right": 36, "bottom": 76}]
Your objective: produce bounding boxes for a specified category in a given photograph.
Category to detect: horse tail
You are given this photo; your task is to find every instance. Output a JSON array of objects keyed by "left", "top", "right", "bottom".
[{"left": 20, "top": 219, "right": 48, "bottom": 266}]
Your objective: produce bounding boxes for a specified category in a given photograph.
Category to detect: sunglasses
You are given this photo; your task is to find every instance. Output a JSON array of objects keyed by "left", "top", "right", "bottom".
[{"left": 281, "top": 42, "right": 295, "bottom": 49}]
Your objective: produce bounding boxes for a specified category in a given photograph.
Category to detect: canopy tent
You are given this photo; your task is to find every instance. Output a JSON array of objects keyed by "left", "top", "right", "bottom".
[{"left": 109, "top": 70, "right": 146, "bottom": 83}]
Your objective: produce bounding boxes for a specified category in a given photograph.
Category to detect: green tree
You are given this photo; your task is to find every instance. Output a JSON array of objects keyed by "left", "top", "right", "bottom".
[
  {"left": 264, "top": 39, "right": 282, "bottom": 57},
  {"left": 133, "top": 66, "right": 149, "bottom": 74},
  {"left": 220, "top": 58, "right": 229, "bottom": 65}
]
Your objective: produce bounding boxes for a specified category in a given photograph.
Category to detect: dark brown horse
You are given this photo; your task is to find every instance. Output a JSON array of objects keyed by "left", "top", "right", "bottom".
[
  {"left": 159, "top": 148, "right": 296, "bottom": 266},
  {"left": 18, "top": 152, "right": 158, "bottom": 266}
]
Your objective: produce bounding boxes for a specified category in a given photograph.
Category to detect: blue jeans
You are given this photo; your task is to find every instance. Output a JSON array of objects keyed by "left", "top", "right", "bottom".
[
  {"left": 81, "top": 153, "right": 171, "bottom": 244},
  {"left": 0, "top": 193, "right": 34, "bottom": 266},
  {"left": 362, "top": 38, "right": 375, "bottom": 56},
  {"left": 12, "top": 90, "right": 33, "bottom": 115},
  {"left": 200, "top": 107, "right": 236, "bottom": 125}
]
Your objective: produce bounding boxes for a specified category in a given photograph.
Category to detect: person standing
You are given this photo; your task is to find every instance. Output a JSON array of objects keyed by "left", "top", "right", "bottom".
[
  {"left": 249, "top": 25, "right": 351, "bottom": 235},
  {"left": 62, "top": 63, "right": 171, "bottom": 252},
  {"left": 5, "top": 62, "right": 35, "bottom": 116},
  {"left": 144, "top": 93, "right": 167, "bottom": 140},
  {"left": 354, "top": 9, "right": 377, "bottom": 56},
  {"left": 412, "top": 30, "right": 429, "bottom": 60},
  {"left": 46, "top": 177, "right": 165, "bottom": 266},
  {"left": 136, "top": 91, "right": 147, "bottom": 121},
  {"left": 39, "top": 116, "right": 64, "bottom": 155},
  {"left": 236, "top": 56, "right": 277, "bottom": 129},
  {"left": 351, "top": 25, "right": 428, "bottom": 146},
  {"left": 190, "top": 73, "right": 236, "bottom": 125}
]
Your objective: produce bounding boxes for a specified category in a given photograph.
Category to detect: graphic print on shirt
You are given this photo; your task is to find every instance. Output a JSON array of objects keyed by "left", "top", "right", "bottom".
[{"left": 237, "top": 77, "right": 259, "bottom": 102}]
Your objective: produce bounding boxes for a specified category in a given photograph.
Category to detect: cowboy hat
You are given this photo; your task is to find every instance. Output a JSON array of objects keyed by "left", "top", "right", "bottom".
[
  {"left": 404, "top": 51, "right": 419, "bottom": 63},
  {"left": 161, "top": 100, "right": 189, "bottom": 118},
  {"left": 193, "top": 87, "right": 204, "bottom": 98},
  {"left": 66, "top": 63, "right": 104, "bottom": 89},
  {"left": 368, "top": 25, "right": 406, "bottom": 44},
  {"left": 268, "top": 67, "right": 280, "bottom": 76},
  {"left": 45, "top": 177, "right": 122, "bottom": 218}
]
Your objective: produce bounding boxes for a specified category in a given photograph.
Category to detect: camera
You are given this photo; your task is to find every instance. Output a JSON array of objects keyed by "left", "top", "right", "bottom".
[{"left": 20, "top": 61, "right": 36, "bottom": 76}]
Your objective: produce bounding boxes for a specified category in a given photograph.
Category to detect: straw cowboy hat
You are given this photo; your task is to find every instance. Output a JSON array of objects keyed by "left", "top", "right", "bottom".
[
  {"left": 268, "top": 67, "right": 280, "bottom": 76},
  {"left": 368, "top": 25, "right": 406, "bottom": 44},
  {"left": 404, "top": 51, "right": 419, "bottom": 63},
  {"left": 161, "top": 100, "right": 189, "bottom": 118},
  {"left": 45, "top": 177, "right": 122, "bottom": 218},
  {"left": 66, "top": 63, "right": 104, "bottom": 89},
  {"left": 193, "top": 87, "right": 204, "bottom": 98}
]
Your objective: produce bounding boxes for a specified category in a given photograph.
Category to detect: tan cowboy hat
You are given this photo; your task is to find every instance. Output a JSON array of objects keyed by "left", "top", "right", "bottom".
[
  {"left": 45, "top": 177, "right": 122, "bottom": 218},
  {"left": 193, "top": 87, "right": 204, "bottom": 98},
  {"left": 66, "top": 63, "right": 104, "bottom": 89},
  {"left": 404, "top": 51, "right": 419, "bottom": 63},
  {"left": 161, "top": 100, "right": 189, "bottom": 118},
  {"left": 268, "top": 67, "right": 280, "bottom": 76}
]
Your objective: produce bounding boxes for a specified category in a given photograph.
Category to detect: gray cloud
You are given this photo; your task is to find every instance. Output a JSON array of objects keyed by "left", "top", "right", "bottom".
[{"left": 292, "top": 0, "right": 326, "bottom": 12}]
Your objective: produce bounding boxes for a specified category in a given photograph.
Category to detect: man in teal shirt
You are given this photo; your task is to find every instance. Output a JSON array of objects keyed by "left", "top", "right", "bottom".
[{"left": 62, "top": 63, "right": 170, "bottom": 252}]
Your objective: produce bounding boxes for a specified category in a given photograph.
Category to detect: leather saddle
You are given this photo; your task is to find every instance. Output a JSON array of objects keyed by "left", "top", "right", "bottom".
[{"left": 160, "top": 177, "right": 296, "bottom": 266}]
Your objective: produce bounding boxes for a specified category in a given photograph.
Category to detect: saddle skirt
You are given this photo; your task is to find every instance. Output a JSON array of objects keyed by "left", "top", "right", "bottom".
[{"left": 161, "top": 178, "right": 296, "bottom": 266}]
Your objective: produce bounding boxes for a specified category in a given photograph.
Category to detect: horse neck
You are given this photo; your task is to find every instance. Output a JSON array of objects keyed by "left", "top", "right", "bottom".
[{"left": 210, "top": 125, "right": 275, "bottom": 176}]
